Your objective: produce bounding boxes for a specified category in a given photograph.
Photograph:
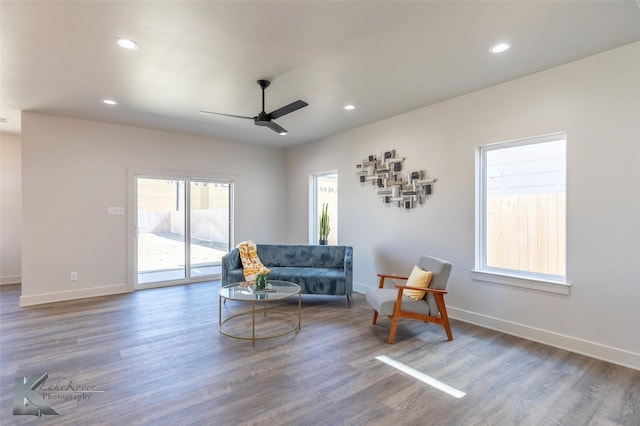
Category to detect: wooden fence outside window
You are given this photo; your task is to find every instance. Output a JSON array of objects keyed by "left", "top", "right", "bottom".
[{"left": 486, "top": 193, "right": 566, "bottom": 276}]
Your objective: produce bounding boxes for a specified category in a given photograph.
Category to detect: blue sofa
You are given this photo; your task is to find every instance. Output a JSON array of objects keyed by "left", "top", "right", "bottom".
[{"left": 221, "top": 244, "right": 353, "bottom": 306}]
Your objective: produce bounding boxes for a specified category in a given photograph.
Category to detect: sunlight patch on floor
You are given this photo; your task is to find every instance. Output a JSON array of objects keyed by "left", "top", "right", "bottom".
[{"left": 375, "top": 355, "right": 466, "bottom": 399}]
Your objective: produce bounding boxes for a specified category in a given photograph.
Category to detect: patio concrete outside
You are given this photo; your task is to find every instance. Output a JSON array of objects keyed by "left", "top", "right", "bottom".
[{"left": 138, "top": 233, "right": 228, "bottom": 282}]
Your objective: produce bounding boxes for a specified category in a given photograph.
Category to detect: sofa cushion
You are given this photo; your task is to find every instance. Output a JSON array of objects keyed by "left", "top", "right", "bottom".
[
  {"left": 258, "top": 245, "right": 346, "bottom": 268},
  {"left": 366, "top": 288, "right": 431, "bottom": 316},
  {"left": 268, "top": 267, "right": 347, "bottom": 295}
]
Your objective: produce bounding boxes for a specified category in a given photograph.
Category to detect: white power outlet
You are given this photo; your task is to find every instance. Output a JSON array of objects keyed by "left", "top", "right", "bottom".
[
  {"left": 70, "top": 272, "right": 78, "bottom": 281},
  {"left": 108, "top": 207, "right": 125, "bottom": 215}
]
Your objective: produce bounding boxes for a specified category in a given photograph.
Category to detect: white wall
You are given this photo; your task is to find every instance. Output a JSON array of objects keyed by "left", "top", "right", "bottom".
[
  {"left": 21, "top": 113, "right": 287, "bottom": 305},
  {"left": 286, "top": 42, "right": 640, "bottom": 369},
  {"left": 0, "top": 133, "right": 22, "bottom": 284}
]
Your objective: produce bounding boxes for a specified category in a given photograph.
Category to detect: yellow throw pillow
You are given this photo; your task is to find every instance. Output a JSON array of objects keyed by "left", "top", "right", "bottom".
[
  {"left": 404, "top": 265, "right": 433, "bottom": 300},
  {"left": 236, "top": 240, "right": 265, "bottom": 281}
]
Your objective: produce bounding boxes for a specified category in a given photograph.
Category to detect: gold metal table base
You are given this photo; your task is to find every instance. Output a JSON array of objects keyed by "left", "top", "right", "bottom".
[{"left": 219, "top": 291, "right": 301, "bottom": 346}]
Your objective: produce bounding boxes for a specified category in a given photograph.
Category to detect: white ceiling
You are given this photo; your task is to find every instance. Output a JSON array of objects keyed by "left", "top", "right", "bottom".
[{"left": 2, "top": 1, "right": 640, "bottom": 148}]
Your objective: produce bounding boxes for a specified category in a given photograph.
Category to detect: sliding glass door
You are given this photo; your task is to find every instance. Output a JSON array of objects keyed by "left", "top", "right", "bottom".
[
  {"left": 189, "top": 180, "right": 231, "bottom": 279},
  {"left": 134, "top": 175, "right": 232, "bottom": 288}
]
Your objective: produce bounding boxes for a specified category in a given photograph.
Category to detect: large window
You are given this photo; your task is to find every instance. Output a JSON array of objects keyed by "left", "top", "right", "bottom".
[{"left": 475, "top": 133, "right": 567, "bottom": 291}]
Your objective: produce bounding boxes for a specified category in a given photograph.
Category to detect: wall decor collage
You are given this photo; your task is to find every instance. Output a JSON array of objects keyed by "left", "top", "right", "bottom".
[{"left": 355, "top": 150, "right": 436, "bottom": 209}]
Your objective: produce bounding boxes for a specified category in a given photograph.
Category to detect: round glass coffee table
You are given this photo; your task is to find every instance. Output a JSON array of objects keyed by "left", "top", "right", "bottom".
[{"left": 218, "top": 280, "right": 301, "bottom": 346}]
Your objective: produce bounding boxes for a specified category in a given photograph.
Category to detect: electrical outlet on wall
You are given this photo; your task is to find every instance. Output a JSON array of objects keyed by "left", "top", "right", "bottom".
[
  {"left": 108, "top": 207, "right": 125, "bottom": 215},
  {"left": 70, "top": 272, "right": 78, "bottom": 281}
]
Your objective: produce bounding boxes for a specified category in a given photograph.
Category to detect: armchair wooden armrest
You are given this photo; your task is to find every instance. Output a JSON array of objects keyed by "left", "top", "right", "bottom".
[
  {"left": 376, "top": 273, "right": 409, "bottom": 289},
  {"left": 394, "top": 285, "right": 447, "bottom": 295}
]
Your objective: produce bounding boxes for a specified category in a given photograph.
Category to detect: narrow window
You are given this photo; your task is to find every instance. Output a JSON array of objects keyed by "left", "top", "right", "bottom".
[
  {"left": 310, "top": 171, "right": 338, "bottom": 245},
  {"left": 477, "top": 134, "right": 566, "bottom": 283}
]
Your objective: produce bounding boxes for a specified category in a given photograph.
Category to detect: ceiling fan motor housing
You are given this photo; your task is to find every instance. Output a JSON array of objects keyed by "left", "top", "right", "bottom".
[{"left": 255, "top": 111, "right": 271, "bottom": 125}]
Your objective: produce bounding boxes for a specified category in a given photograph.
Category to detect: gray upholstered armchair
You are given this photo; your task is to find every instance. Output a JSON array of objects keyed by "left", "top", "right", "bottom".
[{"left": 365, "top": 255, "right": 453, "bottom": 344}]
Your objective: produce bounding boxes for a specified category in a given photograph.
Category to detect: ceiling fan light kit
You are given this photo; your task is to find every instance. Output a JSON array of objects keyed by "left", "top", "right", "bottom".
[{"left": 200, "top": 79, "right": 308, "bottom": 135}]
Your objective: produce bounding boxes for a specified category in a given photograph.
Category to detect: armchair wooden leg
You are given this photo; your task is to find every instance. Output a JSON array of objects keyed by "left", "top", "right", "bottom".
[
  {"left": 388, "top": 316, "right": 399, "bottom": 344},
  {"left": 372, "top": 310, "right": 379, "bottom": 324},
  {"left": 388, "top": 286, "right": 406, "bottom": 344},
  {"left": 434, "top": 294, "right": 453, "bottom": 341}
]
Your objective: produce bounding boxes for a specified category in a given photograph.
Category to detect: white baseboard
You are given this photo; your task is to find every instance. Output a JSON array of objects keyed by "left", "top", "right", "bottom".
[
  {"left": 448, "top": 306, "right": 640, "bottom": 371},
  {"left": 357, "top": 282, "right": 639, "bottom": 370},
  {"left": 353, "top": 282, "right": 370, "bottom": 294},
  {"left": 19, "top": 284, "right": 131, "bottom": 307},
  {"left": 1, "top": 275, "right": 21, "bottom": 285}
]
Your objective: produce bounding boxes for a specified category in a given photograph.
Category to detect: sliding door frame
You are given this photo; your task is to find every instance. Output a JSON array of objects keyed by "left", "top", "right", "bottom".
[{"left": 128, "top": 168, "right": 234, "bottom": 290}]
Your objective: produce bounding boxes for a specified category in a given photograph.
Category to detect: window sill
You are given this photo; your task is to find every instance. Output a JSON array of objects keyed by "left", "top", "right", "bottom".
[{"left": 470, "top": 270, "right": 570, "bottom": 295}]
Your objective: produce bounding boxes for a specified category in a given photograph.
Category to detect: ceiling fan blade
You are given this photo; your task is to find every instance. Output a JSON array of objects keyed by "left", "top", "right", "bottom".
[
  {"left": 200, "top": 110, "right": 254, "bottom": 120},
  {"left": 268, "top": 100, "right": 308, "bottom": 119},
  {"left": 266, "top": 120, "right": 288, "bottom": 135}
]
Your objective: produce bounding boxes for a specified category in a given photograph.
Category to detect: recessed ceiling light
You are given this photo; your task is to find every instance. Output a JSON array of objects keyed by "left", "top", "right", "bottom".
[
  {"left": 103, "top": 99, "right": 117, "bottom": 105},
  {"left": 490, "top": 43, "right": 510, "bottom": 54},
  {"left": 116, "top": 38, "right": 139, "bottom": 50},
  {"left": 344, "top": 104, "right": 355, "bottom": 111}
]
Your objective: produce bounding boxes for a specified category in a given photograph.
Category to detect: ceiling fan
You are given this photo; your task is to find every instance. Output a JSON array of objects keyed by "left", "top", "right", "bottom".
[{"left": 200, "top": 79, "right": 308, "bottom": 135}]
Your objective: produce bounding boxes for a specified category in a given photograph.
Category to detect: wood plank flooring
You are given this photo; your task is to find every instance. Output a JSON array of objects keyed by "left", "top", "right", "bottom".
[{"left": 1, "top": 282, "right": 638, "bottom": 425}]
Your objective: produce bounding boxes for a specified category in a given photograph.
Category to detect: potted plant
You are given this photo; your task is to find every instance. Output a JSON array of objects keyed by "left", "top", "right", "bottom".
[
  {"left": 319, "top": 203, "right": 330, "bottom": 245},
  {"left": 255, "top": 266, "right": 271, "bottom": 290}
]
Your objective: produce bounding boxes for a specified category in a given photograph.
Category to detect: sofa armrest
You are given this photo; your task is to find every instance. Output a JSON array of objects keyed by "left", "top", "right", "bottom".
[
  {"left": 221, "top": 248, "right": 241, "bottom": 286},
  {"left": 344, "top": 246, "right": 353, "bottom": 294}
]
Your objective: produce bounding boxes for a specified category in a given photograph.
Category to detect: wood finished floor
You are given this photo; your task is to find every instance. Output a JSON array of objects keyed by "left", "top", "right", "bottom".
[{"left": 1, "top": 282, "right": 638, "bottom": 425}]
